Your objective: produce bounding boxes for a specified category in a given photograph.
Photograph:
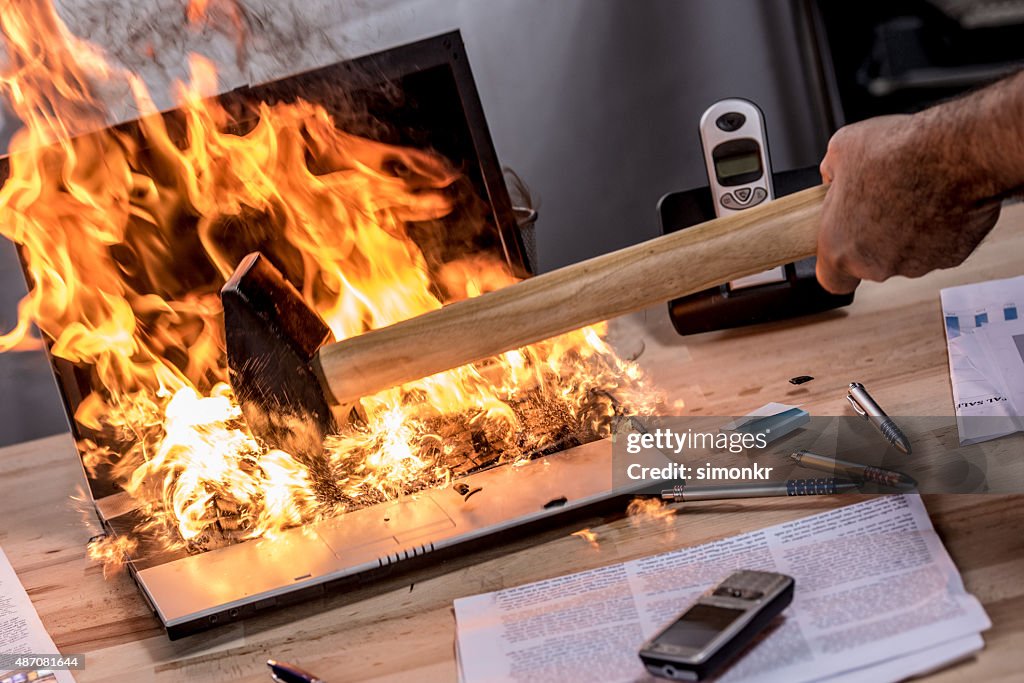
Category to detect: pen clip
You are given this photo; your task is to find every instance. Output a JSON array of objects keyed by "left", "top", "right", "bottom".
[{"left": 846, "top": 394, "right": 867, "bottom": 419}]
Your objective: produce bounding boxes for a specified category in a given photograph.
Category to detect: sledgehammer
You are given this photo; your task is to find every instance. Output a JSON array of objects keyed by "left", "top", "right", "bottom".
[{"left": 221, "top": 185, "right": 825, "bottom": 457}]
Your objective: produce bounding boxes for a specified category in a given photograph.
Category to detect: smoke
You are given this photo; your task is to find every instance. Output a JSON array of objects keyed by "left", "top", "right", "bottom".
[{"left": 51, "top": 0, "right": 352, "bottom": 117}]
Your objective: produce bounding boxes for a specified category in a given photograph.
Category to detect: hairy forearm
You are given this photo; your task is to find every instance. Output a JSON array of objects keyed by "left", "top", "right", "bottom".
[
  {"left": 815, "top": 73, "right": 1014, "bottom": 293},
  {"left": 916, "top": 69, "right": 1024, "bottom": 203}
]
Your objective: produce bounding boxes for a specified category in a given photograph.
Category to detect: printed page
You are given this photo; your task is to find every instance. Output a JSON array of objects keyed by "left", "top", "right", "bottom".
[
  {"left": 820, "top": 634, "right": 983, "bottom": 683},
  {"left": 940, "top": 276, "right": 1024, "bottom": 443},
  {"left": 454, "top": 496, "right": 989, "bottom": 683},
  {"left": 947, "top": 332, "right": 1020, "bottom": 444},
  {"left": 940, "top": 275, "right": 1024, "bottom": 340},
  {"left": 973, "top": 318, "right": 1024, "bottom": 418},
  {"left": 0, "top": 548, "right": 76, "bottom": 683}
]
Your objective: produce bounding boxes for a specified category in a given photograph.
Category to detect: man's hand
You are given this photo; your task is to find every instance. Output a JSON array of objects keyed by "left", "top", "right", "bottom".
[{"left": 816, "top": 113, "right": 1003, "bottom": 294}]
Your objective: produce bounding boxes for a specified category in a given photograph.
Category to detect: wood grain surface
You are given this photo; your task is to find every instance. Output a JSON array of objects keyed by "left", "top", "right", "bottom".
[
  {"left": 3, "top": 201, "right": 1024, "bottom": 682},
  {"left": 316, "top": 186, "right": 826, "bottom": 405}
]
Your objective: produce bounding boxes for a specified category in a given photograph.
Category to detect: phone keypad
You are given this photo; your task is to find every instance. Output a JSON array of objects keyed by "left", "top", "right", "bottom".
[{"left": 720, "top": 186, "right": 767, "bottom": 211}]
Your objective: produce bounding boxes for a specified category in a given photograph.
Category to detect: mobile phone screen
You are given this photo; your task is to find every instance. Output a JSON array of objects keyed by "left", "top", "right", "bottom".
[{"left": 657, "top": 604, "right": 744, "bottom": 649}]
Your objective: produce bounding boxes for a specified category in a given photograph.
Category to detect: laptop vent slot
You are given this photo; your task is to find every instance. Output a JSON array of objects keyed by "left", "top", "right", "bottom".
[{"left": 379, "top": 542, "right": 435, "bottom": 567}]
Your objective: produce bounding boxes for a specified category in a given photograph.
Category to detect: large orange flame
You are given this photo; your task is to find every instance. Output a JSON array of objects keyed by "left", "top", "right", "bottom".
[{"left": 0, "top": 0, "right": 661, "bottom": 563}]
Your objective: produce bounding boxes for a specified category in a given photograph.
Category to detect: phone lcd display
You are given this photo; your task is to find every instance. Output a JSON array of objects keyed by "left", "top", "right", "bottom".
[
  {"left": 716, "top": 153, "right": 761, "bottom": 181},
  {"left": 711, "top": 138, "right": 764, "bottom": 186},
  {"left": 657, "top": 604, "right": 744, "bottom": 649}
]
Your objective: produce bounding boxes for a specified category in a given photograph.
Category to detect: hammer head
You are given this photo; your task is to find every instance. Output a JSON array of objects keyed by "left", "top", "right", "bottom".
[{"left": 221, "top": 252, "right": 337, "bottom": 461}]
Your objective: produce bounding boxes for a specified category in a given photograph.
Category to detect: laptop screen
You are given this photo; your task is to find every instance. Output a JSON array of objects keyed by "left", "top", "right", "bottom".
[{"left": 4, "top": 31, "right": 654, "bottom": 567}]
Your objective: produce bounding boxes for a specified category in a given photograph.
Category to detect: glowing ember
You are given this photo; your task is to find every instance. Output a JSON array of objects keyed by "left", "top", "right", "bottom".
[{"left": 0, "top": 0, "right": 661, "bottom": 564}]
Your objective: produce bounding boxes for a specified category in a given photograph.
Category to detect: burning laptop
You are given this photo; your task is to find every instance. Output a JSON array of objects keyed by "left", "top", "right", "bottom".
[{"left": 0, "top": 4, "right": 663, "bottom": 639}]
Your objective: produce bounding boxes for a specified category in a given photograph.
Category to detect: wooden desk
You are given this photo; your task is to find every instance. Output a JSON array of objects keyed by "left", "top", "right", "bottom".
[{"left": 4, "top": 206, "right": 1024, "bottom": 681}]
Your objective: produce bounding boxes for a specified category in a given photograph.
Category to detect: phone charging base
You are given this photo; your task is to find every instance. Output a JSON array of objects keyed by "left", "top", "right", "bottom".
[{"left": 657, "top": 166, "right": 853, "bottom": 336}]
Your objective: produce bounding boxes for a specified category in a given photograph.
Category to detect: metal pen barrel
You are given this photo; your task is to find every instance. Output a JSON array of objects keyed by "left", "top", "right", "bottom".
[
  {"left": 847, "top": 382, "right": 912, "bottom": 454},
  {"left": 848, "top": 382, "right": 889, "bottom": 422},
  {"left": 790, "top": 450, "right": 917, "bottom": 491},
  {"left": 792, "top": 450, "right": 862, "bottom": 480},
  {"left": 661, "top": 478, "right": 858, "bottom": 502}
]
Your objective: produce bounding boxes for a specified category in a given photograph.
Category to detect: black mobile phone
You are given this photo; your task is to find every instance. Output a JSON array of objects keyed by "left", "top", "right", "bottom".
[{"left": 638, "top": 570, "right": 794, "bottom": 681}]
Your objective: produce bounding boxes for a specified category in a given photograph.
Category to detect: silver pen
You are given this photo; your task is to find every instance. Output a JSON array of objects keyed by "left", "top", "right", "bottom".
[
  {"left": 790, "top": 450, "right": 917, "bottom": 491},
  {"left": 661, "top": 478, "right": 859, "bottom": 502},
  {"left": 846, "top": 382, "right": 912, "bottom": 454}
]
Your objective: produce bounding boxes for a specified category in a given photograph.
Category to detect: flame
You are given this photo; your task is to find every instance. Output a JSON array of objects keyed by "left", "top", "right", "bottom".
[
  {"left": 627, "top": 498, "right": 676, "bottom": 530},
  {"left": 572, "top": 527, "right": 600, "bottom": 550},
  {"left": 185, "top": 0, "right": 209, "bottom": 24},
  {"left": 0, "top": 0, "right": 662, "bottom": 564},
  {"left": 87, "top": 535, "right": 140, "bottom": 578},
  {"left": 185, "top": 0, "right": 248, "bottom": 68}
]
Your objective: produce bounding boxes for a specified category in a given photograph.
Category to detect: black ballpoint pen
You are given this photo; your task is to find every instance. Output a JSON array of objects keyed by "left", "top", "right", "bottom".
[
  {"left": 268, "top": 659, "right": 325, "bottom": 683},
  {"left": 847, "top": 382, "right": 913, "bottom": 454}
]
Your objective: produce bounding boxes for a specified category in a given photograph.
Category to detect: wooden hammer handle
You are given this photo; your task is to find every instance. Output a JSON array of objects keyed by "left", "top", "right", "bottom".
[{"left": 317, "top": 185, "right": 826, "bottom": 404}]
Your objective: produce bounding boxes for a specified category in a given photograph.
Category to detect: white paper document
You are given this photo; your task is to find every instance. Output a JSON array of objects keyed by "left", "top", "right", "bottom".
[
  {"left": 941, "top": 276, "right": 1024, "bottom": 444},
  {"left": 454, "top": 496, "right": 989, "bottom": 683},
  {"left": 0, "top": 548, "right": 76, "bottom": 683}
]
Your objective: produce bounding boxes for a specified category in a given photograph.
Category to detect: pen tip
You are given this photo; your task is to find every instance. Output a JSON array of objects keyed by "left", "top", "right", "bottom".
[{"left": 898, "top": 477, "right": 918, "bottom": 492}]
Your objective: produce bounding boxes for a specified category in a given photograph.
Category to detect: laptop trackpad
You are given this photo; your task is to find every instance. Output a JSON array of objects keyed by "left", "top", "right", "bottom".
[{"left": 315, "top": 496, "right": 455, "bottom": 556}]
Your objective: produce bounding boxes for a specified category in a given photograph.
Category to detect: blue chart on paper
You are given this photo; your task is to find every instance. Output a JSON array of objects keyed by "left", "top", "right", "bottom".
[{"left": 945, "top": 304, "right": 1019, "bottom": 339}]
